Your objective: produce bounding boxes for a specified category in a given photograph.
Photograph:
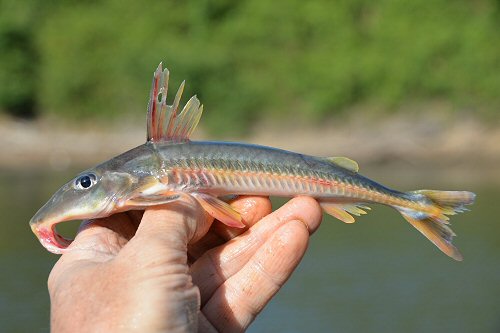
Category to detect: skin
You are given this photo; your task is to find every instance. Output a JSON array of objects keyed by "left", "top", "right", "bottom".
[{"left": 48, "top": 195, "right": 323, "bottom": 332}]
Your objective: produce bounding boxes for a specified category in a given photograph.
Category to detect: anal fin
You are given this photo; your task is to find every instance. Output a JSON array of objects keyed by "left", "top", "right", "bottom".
[
  {"left": 343, "top": 204, "right": 371, "bottom": 216},
  {"left": 319, "top": 202, "right": 370, "bottom": 223}
]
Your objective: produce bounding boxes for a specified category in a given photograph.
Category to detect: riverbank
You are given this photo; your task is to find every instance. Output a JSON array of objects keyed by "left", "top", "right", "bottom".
[{"left": 1, "top": 113, "right": 499, "bottom": 184}]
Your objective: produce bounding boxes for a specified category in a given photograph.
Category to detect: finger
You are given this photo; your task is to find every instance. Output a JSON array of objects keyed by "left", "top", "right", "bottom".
[
  {"left": 198, "top": 314, "right": 218, "bottom": 333},
  {"left": 191, "top": 196, "right": 322, "bottom": 305},
  {"left": 187, "top": 230, "right": 222, "bottom": 262},
  {"left": 77, "top": 212, "right": 138, "bottom": 239},
  {"left": 188, "top": 196, "right": 272, "bottom": 260},
  {"left": 120, "top": 195, "right": 212, "bottom": 267},
  {"left": 125, "top": 210, "right": 144, "bottom": 228},
  {"left": 59, "top": 212, "right": 137, "bottom": 261},
  {"left": 202, "top": 220, "right": 310, "bottom": 332}
]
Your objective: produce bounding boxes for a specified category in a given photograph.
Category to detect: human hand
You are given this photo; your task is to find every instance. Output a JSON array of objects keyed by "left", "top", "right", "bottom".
[{"left": 48, "top": 195, "right": 322, "bottom": 332}]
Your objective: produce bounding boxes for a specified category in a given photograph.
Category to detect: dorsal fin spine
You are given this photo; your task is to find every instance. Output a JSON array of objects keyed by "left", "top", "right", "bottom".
[
  {"left": 146, "top": 63, "right": 163, "bottom": 141},
  {"left": 156, "top": 69, "right": 169, "bottom": 138},
  {"left": 146, "top": 63, "right": 203, "bottom": 142}
]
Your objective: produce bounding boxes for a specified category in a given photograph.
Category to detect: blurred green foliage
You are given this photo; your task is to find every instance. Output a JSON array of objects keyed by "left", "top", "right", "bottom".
[{"left": 1, "top": 0, "right": 499, "bottom": 133}]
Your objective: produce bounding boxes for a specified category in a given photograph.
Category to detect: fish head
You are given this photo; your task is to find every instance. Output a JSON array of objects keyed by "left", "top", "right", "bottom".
[{"left": 30, "top": 167, "right": 136, "bottom": 254}]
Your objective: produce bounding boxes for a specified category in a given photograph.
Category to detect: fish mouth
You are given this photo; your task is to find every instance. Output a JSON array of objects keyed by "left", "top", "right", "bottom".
[
  {"left": 30, "top": 201, "right": 117, "bottom": 254},
  {"left": 29, "top": 194, "right": 120, "bottom": 254},
  {"left": 30, "top": 220, "right": 73, "bottom": 254}
]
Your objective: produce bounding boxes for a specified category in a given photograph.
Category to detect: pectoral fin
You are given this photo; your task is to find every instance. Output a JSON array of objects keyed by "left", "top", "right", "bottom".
[
  {"left": 125, "top": 194, "right": 181, "bottom": 207},
  {"left": 121, "top": 176, "right": 181, "bottom": 207},
  {"left": 192, "top": 193, "right": 245, "bottom": 228}
]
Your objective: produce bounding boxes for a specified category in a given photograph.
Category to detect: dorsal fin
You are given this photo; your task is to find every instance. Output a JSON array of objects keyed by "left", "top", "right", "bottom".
[
  {"left": 147, "top": 63, "right": 203, "bottom": 142},
  {"left": 325, "top": 157, "right": 359, "bottom": 172}
]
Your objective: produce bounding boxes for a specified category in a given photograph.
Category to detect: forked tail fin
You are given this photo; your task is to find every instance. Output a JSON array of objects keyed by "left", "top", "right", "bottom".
[{"left": 396, "top": 190, "right": 476, "bottom": 261}]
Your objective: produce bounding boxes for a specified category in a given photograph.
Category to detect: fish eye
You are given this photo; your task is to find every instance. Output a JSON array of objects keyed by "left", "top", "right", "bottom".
[{"left": 75, "top": 173, "right": 97, "bottom": 190}]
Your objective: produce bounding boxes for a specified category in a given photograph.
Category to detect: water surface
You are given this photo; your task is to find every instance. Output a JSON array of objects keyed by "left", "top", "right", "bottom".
[{"left": 1, "top": 169, "right": 498, "bottom": 332}]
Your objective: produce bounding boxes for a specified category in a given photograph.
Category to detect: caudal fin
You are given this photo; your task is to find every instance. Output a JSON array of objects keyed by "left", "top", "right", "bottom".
[{"left": 397, "top": 190, "right": 476, "bottom": 261}]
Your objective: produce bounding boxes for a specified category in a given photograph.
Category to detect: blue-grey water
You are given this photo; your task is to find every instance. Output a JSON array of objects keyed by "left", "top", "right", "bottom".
[{"left": 1, "top": 168, "right": 499, "bottom": 332}]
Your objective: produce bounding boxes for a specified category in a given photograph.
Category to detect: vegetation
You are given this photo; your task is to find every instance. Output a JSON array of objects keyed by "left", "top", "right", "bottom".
[{"left": 1, "top": 0, "right": 499, "bottom": 133}]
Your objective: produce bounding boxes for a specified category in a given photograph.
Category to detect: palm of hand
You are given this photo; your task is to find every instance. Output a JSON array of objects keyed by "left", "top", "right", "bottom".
[{"left": 48, "top": 196, "right": 322, "bottom": 333}]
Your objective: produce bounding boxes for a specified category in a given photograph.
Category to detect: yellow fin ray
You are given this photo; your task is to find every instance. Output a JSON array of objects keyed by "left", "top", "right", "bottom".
[
  {"left": 319, "top": 202, "right": 371, "bottom": 223},
  {"left": 398, "top": 210, "right": 462, "bottom": 261},
  {"left": 343, "top": 204, "right": 371, "bottom": 216}
]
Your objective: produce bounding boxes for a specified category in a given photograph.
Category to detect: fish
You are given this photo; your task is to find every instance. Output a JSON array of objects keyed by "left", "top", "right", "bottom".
[{"left": 30, "top": 63, "right": 476, "bottom": 260}]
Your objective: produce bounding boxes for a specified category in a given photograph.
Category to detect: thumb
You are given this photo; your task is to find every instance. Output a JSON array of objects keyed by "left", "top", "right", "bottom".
[{"left": 121, "top": 195, "right": 213, "bottom": 262}]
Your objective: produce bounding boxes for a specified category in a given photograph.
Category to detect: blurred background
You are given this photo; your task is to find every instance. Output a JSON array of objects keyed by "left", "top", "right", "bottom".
[{"left": 0, "top": 0, "right": 499, "bottom": 332}]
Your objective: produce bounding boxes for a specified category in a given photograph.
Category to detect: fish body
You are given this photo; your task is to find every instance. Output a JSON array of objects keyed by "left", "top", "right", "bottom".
[
  {"left": 30, "top": 64, "right": 475, "bottom": 260},
  {"left": 134, "top": 140, "right": 399, "bottom": 198}
]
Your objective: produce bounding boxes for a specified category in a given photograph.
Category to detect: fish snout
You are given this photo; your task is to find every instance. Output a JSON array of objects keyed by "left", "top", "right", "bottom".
[{"left": 30, "top": 212, "right": 72, "bottom": 254}]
